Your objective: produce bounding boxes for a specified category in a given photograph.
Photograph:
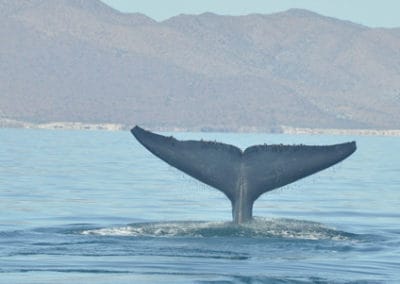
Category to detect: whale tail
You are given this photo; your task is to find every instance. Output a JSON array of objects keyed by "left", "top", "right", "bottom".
[{"left": 131, "top": 126, "right": 356, "bottom": 223}]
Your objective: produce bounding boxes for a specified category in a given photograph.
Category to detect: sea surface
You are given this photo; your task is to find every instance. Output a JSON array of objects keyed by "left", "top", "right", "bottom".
[{"left": 0, "top": 128, "right": 399, "bottom": 283}]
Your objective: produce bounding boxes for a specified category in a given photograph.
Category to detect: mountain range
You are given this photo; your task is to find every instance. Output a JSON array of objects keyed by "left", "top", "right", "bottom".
[{"left": 1, "top": 0, "right": 400, "bottom": 131}]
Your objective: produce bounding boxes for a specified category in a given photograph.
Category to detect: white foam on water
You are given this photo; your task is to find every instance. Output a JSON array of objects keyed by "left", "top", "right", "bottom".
[{"left": 81, "top": 218, "right": 354, "bottom": 241}]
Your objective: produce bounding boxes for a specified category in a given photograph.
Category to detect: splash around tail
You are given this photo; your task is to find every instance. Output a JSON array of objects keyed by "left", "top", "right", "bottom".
[{"left": 81, "top": 218, "right": 357, "bottom": 240}]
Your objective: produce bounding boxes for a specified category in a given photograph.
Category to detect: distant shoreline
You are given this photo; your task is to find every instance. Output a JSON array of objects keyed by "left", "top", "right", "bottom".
[
  {"left": 1, "top": 119, "right": 400, "bottom": 136},
  {"left": 280, "top": 126, "right": 400, "bottom": 136},
  {"left": 0, "top": 119, "right": 127, "bottom": 131}
]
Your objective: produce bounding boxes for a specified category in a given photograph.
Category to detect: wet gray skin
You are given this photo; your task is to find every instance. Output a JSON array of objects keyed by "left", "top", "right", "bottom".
[{"left": 131, "top": 126, "right": 356, "bottom": 224}]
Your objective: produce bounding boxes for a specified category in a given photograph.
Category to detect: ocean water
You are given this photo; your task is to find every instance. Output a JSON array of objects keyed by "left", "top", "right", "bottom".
[{"left": 0, "top": 128, "right": 399, "bottom": 283}]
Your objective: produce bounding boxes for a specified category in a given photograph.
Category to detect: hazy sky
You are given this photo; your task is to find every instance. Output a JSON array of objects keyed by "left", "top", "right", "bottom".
[{"left": 100, "top": 0, "right": 400, "bottom": 28}]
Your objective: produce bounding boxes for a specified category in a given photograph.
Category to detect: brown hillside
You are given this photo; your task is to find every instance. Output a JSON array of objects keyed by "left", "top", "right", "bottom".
[{"left": 1, "top": 0, "right": 399, "bottom": 131}]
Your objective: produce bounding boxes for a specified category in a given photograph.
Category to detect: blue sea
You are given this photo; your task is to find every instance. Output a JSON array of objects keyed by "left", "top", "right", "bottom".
[{"left": 0, "top": 128, "right": 399, "bottom": 283}]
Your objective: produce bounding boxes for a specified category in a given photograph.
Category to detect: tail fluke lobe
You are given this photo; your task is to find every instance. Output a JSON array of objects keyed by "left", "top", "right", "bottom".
[
  {"left": 131, "top": 126, "right": 242, "bottom": 201},
  {"left": 243, "top": 142, "right": 357, "bottom": 201}
]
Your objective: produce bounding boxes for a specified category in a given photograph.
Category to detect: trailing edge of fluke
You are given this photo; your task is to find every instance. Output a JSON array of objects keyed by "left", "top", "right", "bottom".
[{"left": 131, "top": 125, "right": 356, "bottom": 224}]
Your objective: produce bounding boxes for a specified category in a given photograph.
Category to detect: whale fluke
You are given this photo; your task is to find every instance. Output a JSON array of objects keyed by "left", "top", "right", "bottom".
[{"left": 131, "top": 126, "right": 356, "bottom": 224}]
